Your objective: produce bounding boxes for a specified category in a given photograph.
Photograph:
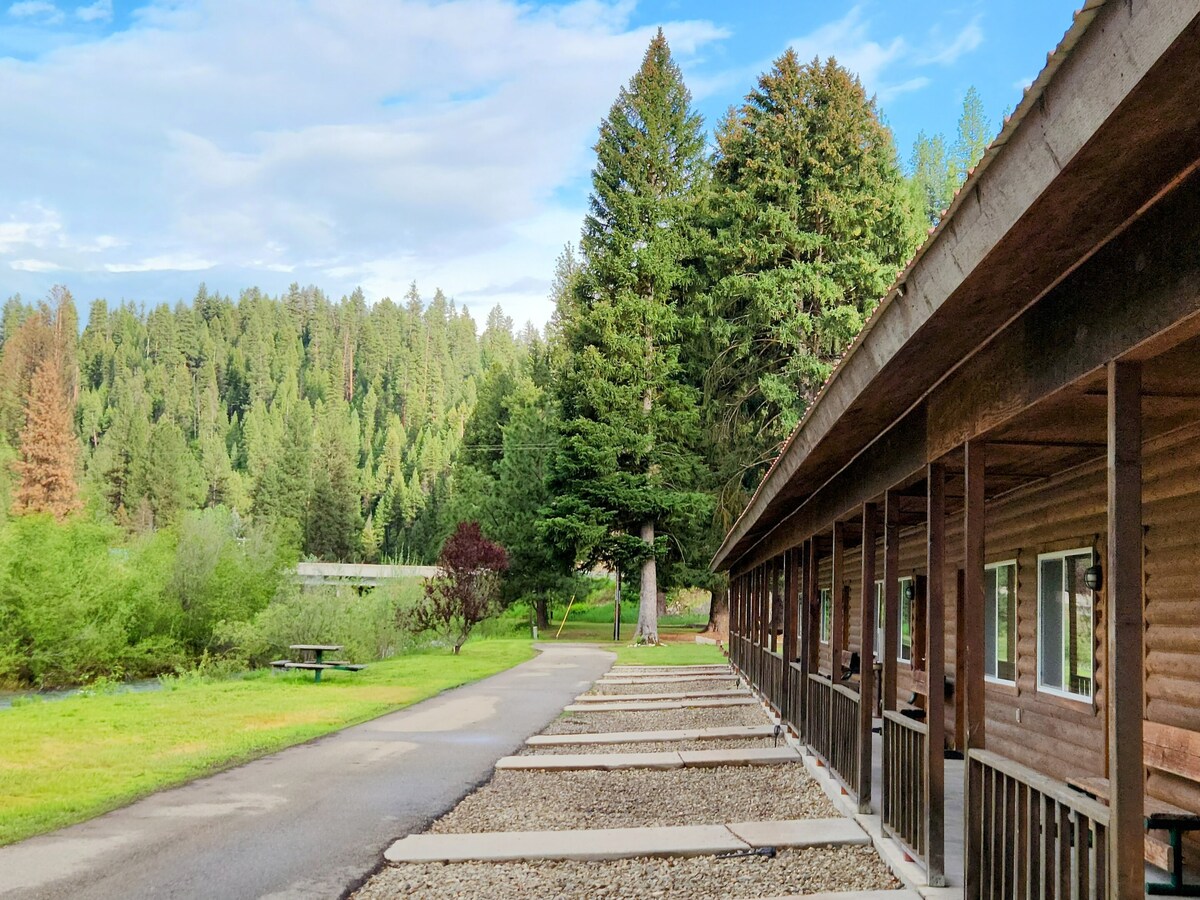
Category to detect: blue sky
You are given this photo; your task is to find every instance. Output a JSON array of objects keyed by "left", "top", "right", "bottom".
[{"left": 1, "top": 0, "right": 1081, "bottom": 326}]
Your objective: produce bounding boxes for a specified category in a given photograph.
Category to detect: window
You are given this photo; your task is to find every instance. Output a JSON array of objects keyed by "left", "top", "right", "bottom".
[
  {"left": 1037, "top": 549, "right": 1095, "bottom": 700},
  {"left": 898, "top": 577, "right": 914, "bottom": 662},
  {"left": 819, "top": 588, "right": 831, "bottom": 643},
  {"left": 985, "top": 561, "right": 1017, "bottom": 683}
]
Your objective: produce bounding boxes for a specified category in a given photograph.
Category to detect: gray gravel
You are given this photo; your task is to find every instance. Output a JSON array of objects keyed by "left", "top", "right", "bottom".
[
  {"left": 520, "top": 737, "right": 776, "bottom": 755},
  {"left": 589, "top": 679, "right": 743, "bottom": 695},
  {"left": 544, "top": 705, "right": 770, "bottom": 735},
  {"left": 429, "top": 766, "right": 836, "bottom": 833},
  {"left": 355, "top": 846, "right": 898, "bottom": 899}
]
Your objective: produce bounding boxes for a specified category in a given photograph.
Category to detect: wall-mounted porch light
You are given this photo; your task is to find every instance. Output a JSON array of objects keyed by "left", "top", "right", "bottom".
[{"left": 1085, "top": 562, "right": 1103, "bottom": 592}]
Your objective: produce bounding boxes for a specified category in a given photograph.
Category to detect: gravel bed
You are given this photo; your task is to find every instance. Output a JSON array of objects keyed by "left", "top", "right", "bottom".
[
  {"left": 355, "top": 846, "right": 898, "bottom": 899},
  {"left": 589, "top": 679, "right": 743, "bottom": 695},
  {"left": 543, "top": 705, "right": 769, "bottom": 735},
  {"left": 429, "top": 766, "right": 836, "bottom": 833},
  {"left": 520, "top": 737, "right": 775, "bottom": 755}
]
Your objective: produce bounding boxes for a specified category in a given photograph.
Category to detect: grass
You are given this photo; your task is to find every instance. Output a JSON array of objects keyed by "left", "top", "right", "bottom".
[
  {"left": 614, "top": 642, "right": 728, "bottom": 666},
  {"left": 0, "top": 639, "right": 534, "bottom": 846}
]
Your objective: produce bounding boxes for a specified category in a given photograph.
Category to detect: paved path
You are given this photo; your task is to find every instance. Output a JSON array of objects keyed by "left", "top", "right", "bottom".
[{"left": 0, "top": 644, "right": 613, "bottom": 900}]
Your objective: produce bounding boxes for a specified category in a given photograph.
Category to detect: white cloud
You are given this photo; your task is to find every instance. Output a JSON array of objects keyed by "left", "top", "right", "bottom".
[
  {"left": 104, "top": 255, "right": 215, "bottom": 273},
  {"left": 0, "top": 0, "right": 727, "bottom": 323},
  {"left": 10, "top": 258, "right": 61, "bottom": 272},
  {"left": 8, "top": 0, "right": 62, "bottom": 22},
  {"left": 75, "top": 0, "right": 111, "bottom": 23},
  {"left": 878, "top": 76, "right": 932, "bottom": 103},
  {"left": 927, "top": 17, "right": 983, "bottom": 66},
  {"left": 789, "top": 6, "right": 908, "bottom": 91}
]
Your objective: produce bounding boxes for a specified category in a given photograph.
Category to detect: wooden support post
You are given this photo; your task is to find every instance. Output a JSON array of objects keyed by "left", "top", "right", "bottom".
[
  {"left": 858, "top": 503, "right": 878, "bottom": 814},
  {"left": 962, "top": 441, "right": 985, "bottom": 896},
  {"left": 883, "top": 493, "right": 900, "bottom": 714},
  {"left": 1107, "top": 360, "right": 1143, "bottom": 899},
  {"left": 954, "top": 569, "right": 965, "bottom": 750},
  {"left": 801, "top": 539, "right": 818, "bottom": 736},
  {"left": 783, "top": 548, "right": 798, "bottom": 663},
  {"left": 832, "top": 521, "right": 845, "bottom": 679},
  {"left": 926, "top": 462, "right": 947, "bottom": 887},
  {"left": 770, "top": 556, "right": 781, "bottom": 653}
]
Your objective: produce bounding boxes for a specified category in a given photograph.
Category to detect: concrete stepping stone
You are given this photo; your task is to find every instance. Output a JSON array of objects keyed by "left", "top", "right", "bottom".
[
  {"left": 598, "top": 674, "right": 740, "bottom": 685},
  {"left": 563, "top": 696, "right": 756, "bottom": 712},
  {"left": 756, "top": 892, "right": 920, "bottom": 900},
  {"left": 383, "top": 817, "right": 867, "bottom": 864},
  {"left": 526, "top": 725, "right": 774, "bottom": 746},
  {"left": 575, "top": 689, "right": 749, "bottom": 703},
  {"left": 610, "top": 665, "right": 731, "bottom": 674},
  {"left": 725, "top": 818, "right": 870, "bottom": 849},
  {"left": 385, "top": 824, "right": 746, "bottom": 863},
  {"left": 495, "top": 746, "right": 801, "bottom": 771}
]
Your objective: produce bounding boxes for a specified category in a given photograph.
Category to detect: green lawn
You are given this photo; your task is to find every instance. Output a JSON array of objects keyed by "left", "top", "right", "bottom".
[
  {"left": 0, "top": 640, "right": 534, "bottom": 846},
  {"left": 614, "top": 642, "right": 727, "bottom": 666}
]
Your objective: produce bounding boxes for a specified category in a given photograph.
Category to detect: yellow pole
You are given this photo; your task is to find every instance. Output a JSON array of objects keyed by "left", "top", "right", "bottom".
[{"left": 555, "top": 595, "right": 577, "bottom": 640}]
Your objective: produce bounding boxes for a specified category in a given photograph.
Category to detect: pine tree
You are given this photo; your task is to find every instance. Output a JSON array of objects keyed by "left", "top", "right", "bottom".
[
  {"left": 910, "top": 130, "right": 956, "bottom": 224},
  {"left": 545, "top": 30, "right": 711, "bottom": 644},
  {"left": 697, "top": 51, "right": 924, "bottom": 527},
  {"left": 952, "top": 85, "right": 990, "bottom": 183},
  {"left": 12, "top": 356, "right": 80, "bottom": 519}
]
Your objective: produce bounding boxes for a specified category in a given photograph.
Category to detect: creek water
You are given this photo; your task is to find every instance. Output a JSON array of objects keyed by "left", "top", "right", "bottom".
[{"left": 0, "top": 677, "right": 163, "bottom": 710}]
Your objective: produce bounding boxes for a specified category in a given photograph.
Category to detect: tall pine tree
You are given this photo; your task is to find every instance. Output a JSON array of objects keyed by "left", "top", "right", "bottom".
[
  {"left": 545, "top": 30, "right": 711, "bottom": 643},
  {"left": 12, "top": 355, "right": 80, "bottom": 519}
]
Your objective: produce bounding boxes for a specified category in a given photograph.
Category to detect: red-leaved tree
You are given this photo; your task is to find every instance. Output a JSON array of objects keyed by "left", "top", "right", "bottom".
[{"left": 417, "top": 522, "right": 509, "bottom": 654}]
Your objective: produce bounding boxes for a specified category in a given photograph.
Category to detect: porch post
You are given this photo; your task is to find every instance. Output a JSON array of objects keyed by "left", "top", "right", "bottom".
[
  {"left": 832, "top": 521, "right": 846, "bottom": 677},
  {"left": 801, "top": 539, "right": 818, "bottom": 739},
  {"left": 882, "top": 492, "right": 900, "bottom": 712},
  {"left": 1107, "top": 360, "right": 1143, "bottom": 899},
  {"left": 858, "top": 502, "right": 878, "bottom": 813},
  {"left": 926, "top": 462, "right": 947, "bottom": 887},
  {"left": 770, "top": 556, "right": 781, "bottom": 653},
  {"left": 783, "top": 548, "right": 798, "bottom": 662},
  {"left": 962, "top": 441, "right": 985, "bottom": 896}
]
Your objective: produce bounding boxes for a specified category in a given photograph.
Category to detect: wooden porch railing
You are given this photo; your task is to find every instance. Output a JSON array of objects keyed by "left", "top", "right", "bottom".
[
  {"left": 807, "top": 674, "right": 832, "bottom": 762},
  {"left": 966, "top": 749, "right": 1110, "bottom": 900},
  {"left": 786, "top": 662, "right": 804, "bottom": 739},
  {"left": 883, "top": 709, "right": 927, "bottom": 861},
  {"left": 763, "top": 650, "right": 785, "bottom": 714},
  {"left": 829, "top": 682, "right": 861, "bottom": 796}
]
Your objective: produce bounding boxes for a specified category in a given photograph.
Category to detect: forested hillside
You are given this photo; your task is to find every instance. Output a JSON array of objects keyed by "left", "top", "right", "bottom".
[{"left": 0, "top": 282, "right": 533, "bottom": 565}]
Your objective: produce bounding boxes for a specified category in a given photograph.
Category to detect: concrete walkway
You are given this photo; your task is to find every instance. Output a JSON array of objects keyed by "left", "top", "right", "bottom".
[
  {"left": 384, "top": 817, "right": 868, "bottom": 863},
  {"left": 0, "top": 644, "right": 613, "bottom": 900},
  {"left": 563, "top": 696, "right": 756, "bottom": 712}
]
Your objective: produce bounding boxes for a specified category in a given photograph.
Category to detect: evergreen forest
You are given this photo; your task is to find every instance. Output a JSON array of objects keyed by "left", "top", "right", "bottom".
[{"left": 0, "top": 34, "right": 992, "bottom": 684}]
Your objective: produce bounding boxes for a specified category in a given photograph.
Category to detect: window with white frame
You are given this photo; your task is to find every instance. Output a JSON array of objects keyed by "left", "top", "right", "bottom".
[
  {"left": 898, "top": 577, "right": 914, "bottom": 662},
  {"left": 985, "top": 561, "right": 1017, "bottom": 683},
  {"left": 819, "top": 588, "right": 831, "bottom": 643},
  {"left": 1037, "top": 549, "right": 1095, "bottom": 700}
]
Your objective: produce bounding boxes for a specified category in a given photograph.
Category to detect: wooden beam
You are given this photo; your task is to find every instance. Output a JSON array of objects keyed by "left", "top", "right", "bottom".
[
  {"left": 858, "top": 503, "right": 878, "bottom": 815},
  {"left": 783, "top": 547, "right": 799, "bottom": 664},
  {"left": 801, "top": 539, "right": 818, "bottom": 739},
  {"left": 1107, "top": 360, "right": 1144, "bottom": 899},
  {"left": 984, "top": 439, "right": 1107, "bottom": 449},
  {"left": 961, "top": 441, "right": 985, "bottom": 897},
  {"left": 831, "top": 521, "right": 846, "bottom": 680},
  {"left": 925, "top": 462, "right": 946, "bottom": 887}
]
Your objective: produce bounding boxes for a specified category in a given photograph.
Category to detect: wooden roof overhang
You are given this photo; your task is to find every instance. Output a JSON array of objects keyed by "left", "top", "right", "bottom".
[{"left": 715, "top": 0, "right": 1200, "bottom": 576}]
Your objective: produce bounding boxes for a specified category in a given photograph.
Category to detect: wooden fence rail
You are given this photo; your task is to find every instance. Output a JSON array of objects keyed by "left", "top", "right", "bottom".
[
  {"left": 966, "top": 749, "right": 1109, "bottom": 900},
  {"left": 883, "top": 710, "right": 928, "bottom": 862},
  {"left": 786, "top": 662, "right": 805, "bottom": 740},
  {"left": 763, "top": 650, "right": 785, "bottom": 715},
  {"left": 829, "top": 682, "right": 861, "bottom": 797}
]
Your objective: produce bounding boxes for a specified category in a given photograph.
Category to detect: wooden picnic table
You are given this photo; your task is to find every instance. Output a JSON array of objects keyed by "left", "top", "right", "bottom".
[{"left": 270, "top": 644, "right": 366, "bottom": 682}]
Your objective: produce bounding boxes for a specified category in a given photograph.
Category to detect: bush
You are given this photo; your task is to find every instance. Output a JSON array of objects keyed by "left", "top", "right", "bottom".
[{"left": 216, "top": 577, "right": 424, "bottom": 666}]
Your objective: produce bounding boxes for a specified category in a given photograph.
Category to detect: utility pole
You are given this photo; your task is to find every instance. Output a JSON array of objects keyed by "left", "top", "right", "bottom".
[{"left": 613, "top": 569, "right": 622, "bottom": 641}]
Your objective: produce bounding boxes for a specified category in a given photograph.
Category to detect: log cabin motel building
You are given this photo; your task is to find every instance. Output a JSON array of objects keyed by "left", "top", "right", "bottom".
[{"left": 714, "top": 2, "right": 1200, "bottom": 897}]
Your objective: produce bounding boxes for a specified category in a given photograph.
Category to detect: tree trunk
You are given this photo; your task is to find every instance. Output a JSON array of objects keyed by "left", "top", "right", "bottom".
[
  {"left": 635, "top": 520, "right": 659, "bottom": 644},
  {"left": 705, "top": 587, "right": 729, "bottom": 637},
  {"left": 534, "top": 596, "right": 549, "bottom": 629}
]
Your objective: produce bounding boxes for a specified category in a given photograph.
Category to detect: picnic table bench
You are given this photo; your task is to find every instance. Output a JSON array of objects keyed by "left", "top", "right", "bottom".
[
  {"left": 1067, "top": 721, "right": 1200, "bottom": 896},
  {"left": 269, "top": 644, "right": 367, "bottom": 682}
]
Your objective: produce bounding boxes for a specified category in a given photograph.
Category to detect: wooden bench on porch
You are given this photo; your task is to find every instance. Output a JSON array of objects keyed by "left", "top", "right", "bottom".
[{"left": 1067, "top": 721, "right": 1200, "bottom": 896}]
